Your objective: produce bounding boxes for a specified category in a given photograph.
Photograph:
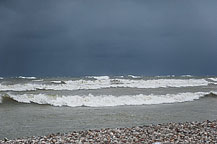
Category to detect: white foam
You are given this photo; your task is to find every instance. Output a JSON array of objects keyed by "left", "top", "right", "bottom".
[
  {"left": 51, "top": 81, "right": 64, "bottom": 84},
  {"left": 0, "top": 78, "right": 210, "bottom": 91},
  {"left": 112, "top": 78, "right": 209, "bottom": 89},
  {"left": 18, "top": 76, "right": 36, "bottom": 79},
  {"left": 86, "top": 76, "right": 110, "bottom": 80},
  {"left": 0, "top": 77, "right": 3, "bottom": 80},
  {"left": 156, "top": 75, "right": 175, "bottom": 78},
  {"left": 208, "top": 78, "right": 217, "bottom": 82},
  {"left": 181, "top": 75, "right": 193, "bottom": 77},
  {"left": 32, "top": 79, "right": 44, "bottom": 82},
  {"left": 4, "top": 92, "right": 212, "bottom": 107},
  {"left": 128, "top": 75, "right": 141, "bottom": 78}
]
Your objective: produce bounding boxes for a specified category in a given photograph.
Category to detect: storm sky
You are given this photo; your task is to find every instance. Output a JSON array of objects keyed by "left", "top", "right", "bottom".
[{"left": 0, "top": 0, "right": 217, "bottom": 77}]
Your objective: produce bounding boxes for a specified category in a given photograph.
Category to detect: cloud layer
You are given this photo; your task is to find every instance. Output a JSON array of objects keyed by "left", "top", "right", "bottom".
[{"left": 0, "top": 0, "right": 217, "bottom": 77}]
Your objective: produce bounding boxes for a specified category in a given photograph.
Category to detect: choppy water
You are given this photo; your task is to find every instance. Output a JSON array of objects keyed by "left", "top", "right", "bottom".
[
  {"left": 1, "top": 75, "right": 217, "bottom": 139},
  {"left": 0, "top": 75, "right": 217, "bottom": 107}
]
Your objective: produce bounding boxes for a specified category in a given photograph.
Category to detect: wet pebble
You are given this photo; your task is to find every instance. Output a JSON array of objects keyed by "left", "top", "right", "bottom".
[{"left": 0, "top": 120, "right": 217, "bottom": 144}]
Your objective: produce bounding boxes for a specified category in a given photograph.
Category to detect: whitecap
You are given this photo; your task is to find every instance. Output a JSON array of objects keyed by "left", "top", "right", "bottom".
[
  {"left": 18, "top": 76, "right": 36, "bottom": 79},
  {"left": 51, "top": 81, "right": 63, "bottom": 84},
  {"left": 156, "top": 75, "right": 175, "bottom": 78},
  {"left": 128, "top": 75, "right": 141, "bottom": 78},
  {"left": 86, "top": 76, "right": 110, "bottom": 80},
  {"left": 0, "top": 78, "right": 210, "bottom": 92},
  {"left": 208, "top": 78, "right": 217, "bottom": 82},
  {"left": 32, "top": 79, "right": 44, "bottom": 82},
  {"left": 181, "top": 75, "right": 193, "bottom": 77}
]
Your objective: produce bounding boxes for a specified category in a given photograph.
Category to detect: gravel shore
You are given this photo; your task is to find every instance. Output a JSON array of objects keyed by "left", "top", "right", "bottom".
[{"left": 1, "top": 120, "right": 217, "bottom": 144}]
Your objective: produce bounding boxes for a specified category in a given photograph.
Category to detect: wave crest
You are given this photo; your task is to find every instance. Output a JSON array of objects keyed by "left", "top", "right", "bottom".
[
  {"left": 1, "top": 92, "right": 215, "bottom": 107},
  {"left": 18, "top": 76, "right": 36, "bottom": 79},
  {"left": 209, "top": 78, "right": 217, "bottom": 82},
  {"left": 0, "top": 78, "right": 210, "bottom": 92}
]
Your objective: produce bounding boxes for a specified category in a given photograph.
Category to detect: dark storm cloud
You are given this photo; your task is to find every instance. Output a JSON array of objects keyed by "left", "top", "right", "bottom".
[{"left": 0, "top": 0, "right": 217, "bottom": 77}]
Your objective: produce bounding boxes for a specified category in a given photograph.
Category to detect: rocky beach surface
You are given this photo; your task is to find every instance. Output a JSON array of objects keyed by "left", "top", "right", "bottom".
[{"left": 0, "top": 120, "right": 217, "bottom": 144}]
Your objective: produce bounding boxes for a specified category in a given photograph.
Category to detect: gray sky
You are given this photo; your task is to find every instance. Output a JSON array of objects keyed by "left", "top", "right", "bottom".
[{"left": 0, "top": 0, "right": 217, "bottom": 77}]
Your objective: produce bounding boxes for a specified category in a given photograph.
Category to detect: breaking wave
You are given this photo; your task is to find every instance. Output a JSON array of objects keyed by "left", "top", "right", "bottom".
[
  {"left": 156, "top": 75, "right": 175, "bottom": 78},
  {"left": 0, "top": 78, "right": 210, "bottom": 92},
  {"left": 209, "top": 78, "right": 217, "bottom": 82},
  {"left": 86, "top": 76, "right": 110, "bottom": 80},
  {"left": 181, "top": 75, "right": 193, "bottom": 77},
  {"left": 1, "top": 92, "right": 216, "bottom": 107},
  {"left": 32, "top": 79, "right": 44, "bottom": 82},
  {"left": 127, "top": 75, "right": 142, "bottom": 78},
  {"left": 18, "top": 76, "right": 37, "bottom": 79}
]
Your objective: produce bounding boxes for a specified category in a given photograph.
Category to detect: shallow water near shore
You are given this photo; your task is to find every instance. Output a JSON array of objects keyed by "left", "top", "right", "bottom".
[
  {"left": 1, "top": 96, "right": 217, "bottom": 139},
  {"left": 1, "top": 76, "right": 217, "bottom": 139}
]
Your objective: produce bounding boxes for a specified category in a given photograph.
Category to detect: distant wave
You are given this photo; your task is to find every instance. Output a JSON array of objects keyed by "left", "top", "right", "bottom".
[
  {"left": 156, "top": 75, "right": 193, "bottom": 78},
  {"left": 0, "top": 77, "right": 3, "bottom": 80},
  {"left": 127, "top": 75, "right": 141, "bottom": 78},
  {"left": 0, "top": 92, "right": 216, "bottom": 107},
  {"left": 18, "top": 76, "right": 36, "bottom": 79},
  {"left": 0, "top": 78, "right": 210, "bottom": 92},
  {"left": 50, "top": 81, "right": 66, "bottom": 84},
  {"left": 32, "top": 79, "right": 44, "bottom": 82},
  {"left": 86, "top": 76, "right": 110, "bottom": 80},
  {"left": 181, "top": 75, "right": 193, "bottom": 77},
  {"left": 156, "top": 75, "right": 175, "bottom": 78},
  {"left": 209, "top": 78, "right": 217, "bottom": 82}
]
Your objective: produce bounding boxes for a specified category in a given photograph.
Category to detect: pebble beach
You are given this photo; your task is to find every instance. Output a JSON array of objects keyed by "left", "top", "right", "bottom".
[{"left": 1, "top": 120, "right": 217, "bottom": 144}]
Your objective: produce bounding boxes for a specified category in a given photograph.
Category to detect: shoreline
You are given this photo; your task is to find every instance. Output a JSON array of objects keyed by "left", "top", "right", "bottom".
[
  {"left": 1, "top": 120, "right": 217, "bottom": 143},
  {"left": 1, "top": 96, "right": 217, "bottom": 140}
]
